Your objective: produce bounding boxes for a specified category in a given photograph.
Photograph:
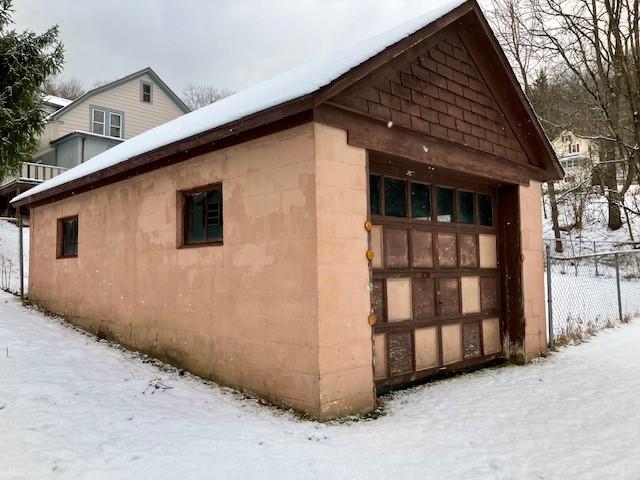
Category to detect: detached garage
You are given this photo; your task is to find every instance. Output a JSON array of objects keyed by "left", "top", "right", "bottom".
[{"left": 13, "top": 0, "right": 562, "bottom": 419}]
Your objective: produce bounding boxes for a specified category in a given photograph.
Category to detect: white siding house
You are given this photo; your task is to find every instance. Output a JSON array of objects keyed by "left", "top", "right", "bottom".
[
  {"left": 551, "top": 130, "right": 598, "bottom": 190},
  {"left": 1, "top": 67, "right": 188, "bottom": 217}
]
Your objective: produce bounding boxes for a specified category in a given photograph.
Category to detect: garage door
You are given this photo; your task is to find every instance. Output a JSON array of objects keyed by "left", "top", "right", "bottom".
[{"left": 369, "top": 160, "right": 503, "bottom": 389}]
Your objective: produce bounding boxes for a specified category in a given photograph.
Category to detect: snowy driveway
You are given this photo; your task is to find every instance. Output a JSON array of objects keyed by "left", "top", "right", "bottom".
[{"left": 1, "top": 290, "right": 640, "bottom": 480}]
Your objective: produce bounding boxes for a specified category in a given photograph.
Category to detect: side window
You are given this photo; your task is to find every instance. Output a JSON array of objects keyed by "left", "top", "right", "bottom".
[
  {"left": 478, "top": 194, "right": 493, "bottom": 226},
  {"left": 182, "top": 184, "right": 223, "bottom": 246},
  {"left": 141, "top": 81, "right": 153, "bottom": 103},
  {"left": 109, "top": 112, "right": 122, "bottom": 138},
  {"left": 57, "top": 215, "right": 78, "bottom": 258},
  {"left": 92, "top": 107, "right": 124, "bottom": 138},
  {"left": 91, "top": 109, "right": 105, "bottom": 135}
]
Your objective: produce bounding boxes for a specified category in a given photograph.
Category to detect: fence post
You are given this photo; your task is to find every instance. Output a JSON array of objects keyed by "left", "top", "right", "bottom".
[
  {"left": 17, "top": 210, "right": 24, "bottom": 299},
  {"left": 615, "top": 253, "right": 623, "bottom": 322},
  {"left": 594, "top": 241, "right": 599, "bottom": 276},
  {"left": 546, "top": 244, "right": 554, "bottom": 349}
]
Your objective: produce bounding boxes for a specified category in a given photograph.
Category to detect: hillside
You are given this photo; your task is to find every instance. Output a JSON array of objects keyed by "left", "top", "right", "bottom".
[{"left": 543, "top": 185, "right": 640, "bottom": 254}]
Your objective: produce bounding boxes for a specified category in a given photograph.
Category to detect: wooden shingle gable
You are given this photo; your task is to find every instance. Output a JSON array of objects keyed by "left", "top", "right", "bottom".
[{"left": 330, "top": 26, "right": 533, "bottom": 169}]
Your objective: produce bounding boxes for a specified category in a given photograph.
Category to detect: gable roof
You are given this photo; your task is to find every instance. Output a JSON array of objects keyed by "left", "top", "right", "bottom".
[
  {"left": 13, "top": 0, "right": 560, "bottom": 207},
  {"left": 47, "top": 67, "right": 190, "bottom": 121}
]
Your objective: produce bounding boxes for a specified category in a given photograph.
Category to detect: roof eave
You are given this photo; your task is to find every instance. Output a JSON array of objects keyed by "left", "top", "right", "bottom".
[{"left": 12, "top": 96, "right": 314, "bottom": 208}]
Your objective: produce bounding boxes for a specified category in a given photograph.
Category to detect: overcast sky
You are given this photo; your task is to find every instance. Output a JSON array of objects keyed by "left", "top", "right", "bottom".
[{"left": 13, "top": 0, "right": 467, "bottom": 97}]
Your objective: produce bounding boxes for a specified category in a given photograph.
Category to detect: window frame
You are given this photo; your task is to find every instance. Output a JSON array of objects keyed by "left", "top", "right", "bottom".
[
  {"left": 56, "top": 215, "right": 79, "bottom": 259},
  {"left": 180, "top": 183, "right": 223, "bottom": 248},
  {"left": 457, "top": 189, "right": 476, "bottom": 225},
  {"left": 140, "top": 80, "right": 153, "bottom": 104},
  {"left": 435, "top": 185, "right": 456, "bottom": 223},
  {"left": 109, "top": 112, "right": 123, "bottom": 138},
  {"left": 368, "top": 164, "right": 496, "bottom": 231},
  {"left": 91, "top": 108, "right": 106, "bottom": 135},
  {"left": 91, "top": 106, "right": 125, "bottom": 138}
]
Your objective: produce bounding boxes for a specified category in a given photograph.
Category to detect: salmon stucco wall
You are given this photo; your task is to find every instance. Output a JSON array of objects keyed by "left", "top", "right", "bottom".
[
  {"left": 29, "top": 124, "right": 324, "bottom": 414},
  {"left": 519, "top": 180, "right": 548, "bottom": 359},
  {"left": 314, "top": 124, "right": 374, "bottom": 418},
  {"left": 28, "top": 122, "right": 375, "bottom": 419}
]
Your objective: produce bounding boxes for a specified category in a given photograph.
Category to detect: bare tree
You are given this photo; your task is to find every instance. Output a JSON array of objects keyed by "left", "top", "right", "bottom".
[
  {"left": 526, "top": 0, "right": 640, "bottom": 231},
  {"left": 486, "top": 0, "right": 541, "bottom": 95},
  {"left": 181, "top": 83, "right": 233, "bottom": 110},
  {"left": 487, "top": 1, "right": 566, "bottom": 251},
  {"left": 42, "top": 77, "right": 85, "bottom": 99}
]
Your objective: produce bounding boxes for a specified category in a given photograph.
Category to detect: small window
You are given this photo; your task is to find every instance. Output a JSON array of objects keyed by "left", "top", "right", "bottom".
[
  {"left": 57, "top": 216, "right": 78, "bottom": 258},
  {"left": 91, "top": 109, "right": 105, "bottom": 135},
  {"left": 411, "top": 183, "right": 431, "bottom": 220},
  {"left": 384, "top": 178, "right": 407, "bottom": 217},
  {"left": 458, "top": 190, "right": 475, "bottom": 224},
  {"left": 369, "top": 175, "right": 381, "bottom": 216},
  {"left": 109, "top": 112, "right": 122, "bottom": 138},
  {"left": 141, "top": 81, "right": 153, "bottom": 103},
  {"left": 478, "top": 194, "right": 493, "bottom": 226},
  {"left": 183, "top": 185, "right": 223, "bottom": 246},
  {"left": 436, "top": 186, "right": 454, "bottom": 223},
  {"left": 569, "top": 143, "right": 580, "bottom": 154}
]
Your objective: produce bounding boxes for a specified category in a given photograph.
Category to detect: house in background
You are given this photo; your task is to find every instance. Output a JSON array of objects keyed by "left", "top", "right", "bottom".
[
  {"left": 551, "top": 130, "right": 597, "bottom": 189},
  {"left": 0, "top": 67, "right": 189, "bottom": 218},
  {"left": 13, "top": 0, "right": 562, "bottom": 420}
]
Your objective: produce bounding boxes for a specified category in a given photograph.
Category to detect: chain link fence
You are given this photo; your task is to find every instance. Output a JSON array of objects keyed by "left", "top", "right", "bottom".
[{"left": 544, "top": 240, "right": 640, "bottom": 345}]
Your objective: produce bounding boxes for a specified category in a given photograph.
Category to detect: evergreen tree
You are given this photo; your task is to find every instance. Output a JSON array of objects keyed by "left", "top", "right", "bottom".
[{"left": 0, "top": 0, "right": 63, "bottom": 179}]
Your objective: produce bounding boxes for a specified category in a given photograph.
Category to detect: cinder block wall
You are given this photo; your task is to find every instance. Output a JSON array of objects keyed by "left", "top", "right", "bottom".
[
  {"left": 314, "top": 123, "right": 374, "bottom": 419},
  {"left": 519, "top": 180, "right": 548, "bottom": 359},
  {"left": 28, "top": 122, "right": 375, "bottom": 419}
]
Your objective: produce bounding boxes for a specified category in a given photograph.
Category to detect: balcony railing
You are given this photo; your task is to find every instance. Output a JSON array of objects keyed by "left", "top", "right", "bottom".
[{"left": 0, "top": 162, "right": 67, "bottom": 188}]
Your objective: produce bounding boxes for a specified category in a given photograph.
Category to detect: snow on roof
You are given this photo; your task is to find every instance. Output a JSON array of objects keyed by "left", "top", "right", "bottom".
[
  {"left": 42, "top": 95, "right": 73, "bottom": 108},
  {"left": 13, "top": 0, "right": 466, "bottom": 204}
]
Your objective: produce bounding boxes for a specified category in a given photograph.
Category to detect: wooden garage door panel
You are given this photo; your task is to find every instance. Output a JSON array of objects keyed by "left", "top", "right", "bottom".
[
  {"left": 411, "top": 230, "right": 433, "bottom": 268},
  {"left": 437, "top": 278, "right": 460, "bottom": 316},
  {"left": 463, "top": 322, "right": 482, "bottom": 359},
  {"left": 437, "top": 232, "right": 457, "bottom": 268},
  {"left": 480, "top": 276, "right": 499, "bottom": 313},
  {"left": 388, "top": 331, "right": 413, "bottom": 376},
  {"left": 384, "top": 228, "right": 409, "bottom": 268},
  {"left": 459, "top": 233, "right": 478, "bottom": 268},
  {"left": 412, "top": 277, "right": 436, "bottom": 320},
  {"left": 371, "top": 280, "right": 385, "bottom": 322}
]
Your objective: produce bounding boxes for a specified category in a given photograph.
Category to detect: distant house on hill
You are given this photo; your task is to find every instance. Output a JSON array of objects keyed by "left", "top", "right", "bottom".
[
  {"left": 551, "top": 130, "right": 598, "bottom": 190},
  {"left": 0, "top": 67, "right": 189, "bottom": 218}
]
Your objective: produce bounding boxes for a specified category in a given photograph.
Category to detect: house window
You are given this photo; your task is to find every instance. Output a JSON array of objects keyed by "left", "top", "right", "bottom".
[
  {"left": 384, "top": 178, "right": 407, "bottom": 217},
  {"left": 182, "top": 184, "right": 223, "bottom": 246},
  {"left": 411, "top": 183, "right": 431, "bottom": 220},
  {"left": 141, "top": 81, "right": 153, "bottom": 103},
  {"left": 478, "top": 194, "right": 493, "bottom": 226},
  {"left": 91, "top": 109, "right": 105, "bottom": 135},
  {"left": 458, "top": 190, "right": 475, "bottom": 224},
  {"left": 436, "top": 186, "right": 454, "bottom": 223},
  {"left": 109, "top": 112, "right": 122, "bottom": 138},
  {"left": 569, "top": 143, "right": 580, "bottom": 154},
  {"left": 57, "top": 215, "right": 78, "bottom": 258}
]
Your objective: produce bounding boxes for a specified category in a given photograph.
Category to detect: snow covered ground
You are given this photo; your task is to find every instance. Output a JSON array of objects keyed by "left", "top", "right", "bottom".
[
  {"left": 0, "top": 219, "right": 28, "bottom": 294},
  {"left": 2, "top": 289, "right": 640, "bottom": 479},
  {"left": 543, "top": 185, "right": 640, "bottom": 252},
  {"left": 548, "top": 269, "right": 640, "bottom": 339}
]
